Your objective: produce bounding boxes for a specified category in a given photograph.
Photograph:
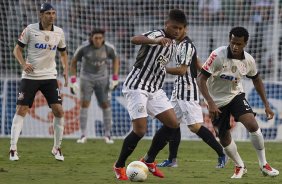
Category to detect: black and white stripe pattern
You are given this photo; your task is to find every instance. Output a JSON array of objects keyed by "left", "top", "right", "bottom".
[
  {"left": 124, "top": 29, "right": 176, "bottom": 92},
  {"left": 173, "top": 36, "right": 199, "bottom": 102}
]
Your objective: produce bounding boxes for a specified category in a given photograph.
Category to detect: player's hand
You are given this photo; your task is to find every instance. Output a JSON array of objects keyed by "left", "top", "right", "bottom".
[
  {"left": 155, "top": 37, "right": 173, "bottom": 47},
  {"left": 110, "top": 74, "right": 119, "bottom": 90},
  {"left": 22, "top": 62, "right": 34, "bottom": 74},
  {"left": 207, "top": 101, "right": 222, "bottom": 121},
  {"left": 110, "top": 80, "right": 119, "bottom": 90},
  {"left": 265, "top": 106, "right": 274, "bottom": 120},
  {"left": 70, "top": 75, "right": 79, "bottom": 95}
]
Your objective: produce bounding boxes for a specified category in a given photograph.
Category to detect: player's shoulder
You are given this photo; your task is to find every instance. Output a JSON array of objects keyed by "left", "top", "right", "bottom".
[
  {"left": 243, "top": 50, "right": 255, "bottom": 62},
  {"left": 104, "top": 41, "right": 116, "bottom": 50},
  {"left": 53, "top": 25, "right": 64, "bottom": 34},
  {"left": 212, "top": 46, "right": 228, "bottom": 57},
  {"left": 181, "top": 36, "right": 196, "bottom": 47},
  {"left": 143, "top": 29, "right": 164, "bottom": 38},
  {"left": 26, "top": 23, "right": 39, "bottom": 30}
]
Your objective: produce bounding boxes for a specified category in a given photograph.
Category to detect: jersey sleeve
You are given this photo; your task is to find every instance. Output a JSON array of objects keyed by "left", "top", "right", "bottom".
[
  {"left": 73, "top": 45, "right": 85, "bottom": 61},
  {"left": 57, "top": 30, "right": 67, "bottom": 51},
  {"left": 201, "top": 51, "right": 220, "bottom": 76},
  {"left": 18, "top": 27, "right": 29, "bottom": 47},
  {"left": 246, "top": 56, "right": 258, "bottom": 79},
  {"left": 179, "top": 42, "right": 196, "bottom": 66},
  {"left": 105, "top": 42, "right": 118, "bottom": 60}
]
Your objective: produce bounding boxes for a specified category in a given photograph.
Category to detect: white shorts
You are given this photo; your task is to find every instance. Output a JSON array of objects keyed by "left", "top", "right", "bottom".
[
  {"left": 122, "top": 88, "right": 173, "bottom": 120},
  {"left": 170, "top": 93, "right": 203, "bottom": 125}
]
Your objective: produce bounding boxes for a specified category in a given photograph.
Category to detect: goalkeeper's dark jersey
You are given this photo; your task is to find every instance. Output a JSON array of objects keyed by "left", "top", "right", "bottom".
[{"left": 124, "top": 29, "right": 176, "bottom": 92}]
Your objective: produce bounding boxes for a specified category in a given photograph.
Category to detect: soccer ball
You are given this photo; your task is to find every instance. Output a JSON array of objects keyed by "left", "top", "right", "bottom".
[{"left": 126, "top": 161, "right": 149, "bottom": 182}]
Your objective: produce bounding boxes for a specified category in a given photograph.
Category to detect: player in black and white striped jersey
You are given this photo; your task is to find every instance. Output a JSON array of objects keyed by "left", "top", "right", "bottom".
[
  {"left": 114, "top": 9, "right": 187, "bottom": 180},
  {"left": 158, "top": 27, "right": 227, "bottom": 169}
]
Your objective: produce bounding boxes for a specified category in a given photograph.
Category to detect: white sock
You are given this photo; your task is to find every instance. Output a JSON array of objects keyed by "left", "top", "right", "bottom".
[
  {"left": 249, "top": 128, "right": 267, "bottom": 167},
  {"left": 103, "top": 107, "right": 112, "bottom": 137},
  {"left": 79, "top": 108, "right": 88, "bottom": 136},
  {"left": 53, "top": 117, "right": 64, "bottom": 149},
  {"left": 224, "top": 139, "right": 244, "bottom": 167},
  {"left": 10, "top": 114, "right": 24, "bottom": 150}
]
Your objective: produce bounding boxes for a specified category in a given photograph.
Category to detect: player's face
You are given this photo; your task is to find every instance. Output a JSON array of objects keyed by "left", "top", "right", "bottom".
[
  {"left": 165, "top": 20, "right": 186, "bottom": 39},
  {"left": 175, "top": 27, "right": 187, "bottom": 41},
  {"left": 41, "top": 10, "right": 56, "bottom": 25},
  {"left": 229, "top": 35, "right": 247, "bottom": 58},
  {"left": 92, "top": 33, "right": 104, "bottom": 48}
]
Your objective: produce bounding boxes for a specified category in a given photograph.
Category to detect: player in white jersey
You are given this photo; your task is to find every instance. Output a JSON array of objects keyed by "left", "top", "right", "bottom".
[
  {"left": 158, "top": 27, "right": 227, "bottom": 168},
  {"left": 70, "top": 28, "right": 119, "bottom": 144},
  {"left": 197, "top": 27, "right": 279, "bottom": 178},
  {"left": 113, "top": 9, "right": 187, "bottom": 180},
  {"left": 9, "top": 3, "right": 68, "bottom": 161}
]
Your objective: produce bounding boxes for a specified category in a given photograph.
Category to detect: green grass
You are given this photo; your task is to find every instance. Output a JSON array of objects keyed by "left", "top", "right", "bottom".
[{"left": 0, "top": 138, "right": 281, "bottom": 184}]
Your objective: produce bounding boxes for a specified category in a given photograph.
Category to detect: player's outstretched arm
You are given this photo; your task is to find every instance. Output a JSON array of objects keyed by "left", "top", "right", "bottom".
[
  {"left": 166, "top": 64, "right": 188, "bottom": 76},
  {"left": 131, "top": 35, "right": 172, "bottom": 47}
]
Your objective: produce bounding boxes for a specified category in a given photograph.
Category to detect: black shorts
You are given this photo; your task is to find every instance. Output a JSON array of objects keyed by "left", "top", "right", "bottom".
[
  {"left": 17, "top": 79, "right": 62, "bottom": 108},
  {"left": 212, "top": 93, "right": 255, "bottom": 138}
]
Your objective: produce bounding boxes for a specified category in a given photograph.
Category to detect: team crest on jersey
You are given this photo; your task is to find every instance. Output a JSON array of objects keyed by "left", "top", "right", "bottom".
[
  {"left": 231, "top": 65, "right": 237, "bottom": 73},
  {"left": 18, "top": 92, "right": 24, "bottom": 100},
  {"left": 156, "top": 54, "right": 169, "bottom": 66},
  {"left": 45, "top": 35, "right": 50, "bottom": 42}
]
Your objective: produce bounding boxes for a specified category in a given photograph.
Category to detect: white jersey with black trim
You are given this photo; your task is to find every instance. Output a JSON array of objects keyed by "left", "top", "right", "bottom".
[
  {"left": 172, "top": 36, "right": 199, "bottom": 102},
  {"left": 124, "top": 29, "right": 176, "bottom": 92},
  {"left": 201, "top": 46, "right": 258, "bottom": 107},
  {"left": 18, "top": 22, "right": 66, "bottom": 80}
]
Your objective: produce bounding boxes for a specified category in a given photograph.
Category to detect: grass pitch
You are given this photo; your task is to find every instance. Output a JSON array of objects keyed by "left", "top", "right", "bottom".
[{"left": 0, "top": 138, "right": 281, "bottom": 184}]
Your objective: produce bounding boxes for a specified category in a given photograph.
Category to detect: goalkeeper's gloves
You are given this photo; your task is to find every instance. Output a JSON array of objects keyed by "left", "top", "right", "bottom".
[
  {"left": 70, "top": 75, "right": 79, "bottom": 95},
  {"left": 109, "top": 74, "right": 119, "bottom": 90}
]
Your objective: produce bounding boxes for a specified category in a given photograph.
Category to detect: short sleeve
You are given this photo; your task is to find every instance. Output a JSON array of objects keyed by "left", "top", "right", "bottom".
[
  {"left": 143, "top": 30, "right": 163, "bottom": 39},
  {"left": 246, "top": 56, "right": 258, "bottom": 78},
  {"left": 73, "top": 45, "right": 85, "bottom": 61},
  {"left": 57, "top": 30, "right": 66, "bottom": 51},
  {"left": 18, "top": 27, "right": 29, "bottom": 46},
  {"left": 202, "top": 51, "right": 220, "bottom": 75},
  {"left": 105, "top": 42, "right": 118, "bottom": 60}
]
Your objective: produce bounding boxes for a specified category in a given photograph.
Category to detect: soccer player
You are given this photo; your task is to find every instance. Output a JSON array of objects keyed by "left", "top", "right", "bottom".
[
  {"left": 113, "top": 9, "right": 187, "bottom": 180},
  {"left": 197, "top": 26, "right": 279, "bottom": 178},
  {"left": 157, "top": 27, "right": 227, "bottom": 168},
  {"left": 9, "top": 2, "right": 68, "bottom": 161},
  {"left": 70, "top": 28, "right": 119, "bottom": 144}
]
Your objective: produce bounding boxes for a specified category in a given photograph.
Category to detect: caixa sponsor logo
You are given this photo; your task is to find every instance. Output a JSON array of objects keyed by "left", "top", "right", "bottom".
[
  {"left": 35, "top": 43, "right": 57, "bottom": 50},
  {"left": 219, "top": 74, "right": 239, "bottom": 83}
]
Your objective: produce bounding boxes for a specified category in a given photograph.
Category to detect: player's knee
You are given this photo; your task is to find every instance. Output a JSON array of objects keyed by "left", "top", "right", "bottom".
[
  {"left": 188, "top": 123, "right": 201, "bottom": 133},
  {"left": 51, "top": 105, "right": 64, "bottom": 118},
  {"left": 100, "top": 102, "right": 110, "bottom": 109}
]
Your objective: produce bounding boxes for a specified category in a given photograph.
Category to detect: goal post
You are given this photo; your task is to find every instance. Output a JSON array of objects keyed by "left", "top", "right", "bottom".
[{"left": 0, "top": 0, "right": 281, "bottom": 141}]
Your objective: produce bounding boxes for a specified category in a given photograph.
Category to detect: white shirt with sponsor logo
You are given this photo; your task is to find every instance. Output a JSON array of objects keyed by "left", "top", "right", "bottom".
[
  {"left": 18, "top": 23, "right": 66, "bottom": 79},
  {"left": 202, "top": 46, "right": 257, "bottom": 107}
]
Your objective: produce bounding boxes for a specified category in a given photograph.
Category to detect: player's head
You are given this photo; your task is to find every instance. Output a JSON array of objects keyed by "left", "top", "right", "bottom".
[
  {"left": 165, "top": 9, "right": 187, "bottom": 39},
  {"left": 228, "top": 27, "right": 249, "bottom": 58},
  {"left": 89, "top": 28, "right": 105, "bottom": 48},
  {"left": 39, "top": 2, "right": 56, "bottom": 25}
]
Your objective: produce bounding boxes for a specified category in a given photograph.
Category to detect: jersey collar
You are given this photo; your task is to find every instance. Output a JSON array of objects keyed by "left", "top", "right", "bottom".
[
  {"left": 39, "top": 22, "right": 54, "bottom": 31},
  {"left": 227, "top": 46, "right": 245, "bottom": 60}
]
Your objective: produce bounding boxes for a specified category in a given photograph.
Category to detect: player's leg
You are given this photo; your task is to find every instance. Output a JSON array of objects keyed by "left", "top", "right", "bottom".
[
  {"left": 233, "top": 95, "right": 279, "bottom": 177},
  {"left": 113, "top": 89, "right": 148, "bottom": 180},
  {"left": 142, "top": 89, "right": 178, "bottom": 178},
  {"left": 95, "top": 79, "right": 114, "bottom": 143},
  {"left": 77, "top": 79, "right": 95, "bottom": 143},
  {"left": 10, "top": 79, "right": 38, "bottom": 161},
  {"left": 41, "top": 79, "right": 64, "bottom": 161}
]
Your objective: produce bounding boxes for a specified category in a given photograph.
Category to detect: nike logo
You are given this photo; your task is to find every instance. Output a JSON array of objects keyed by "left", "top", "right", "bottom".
[{"left": 35, "top": 34, "right": 39, "bottom": 36}]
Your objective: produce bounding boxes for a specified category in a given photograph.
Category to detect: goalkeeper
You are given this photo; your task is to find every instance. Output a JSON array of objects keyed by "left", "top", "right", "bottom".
[{"left": 70, "top": 28, "right": 120, "bottom": 144}]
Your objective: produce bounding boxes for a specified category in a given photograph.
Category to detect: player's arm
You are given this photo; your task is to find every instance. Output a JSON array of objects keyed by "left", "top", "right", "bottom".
[
  {"left": 13, "top": 44, "right": 34, "bottom": 74},
  {"left": 70, "top": 57, "right": 78, "bottom": 76},
  {"left": 166, "top": 64, "right": 188, "bottom": 76},
  {"left": 131, "top": 35, "right": 172, "bottom": 47},
  {"left": 112, "top": 57, "right": 120, "bottom": 79},
  {"left": 196, "top": 56, "right": 202, "bottom": 71},
  {"left": 251, "top": 74, "right": 274, "bottom": 120},
  {"left": 59, "top": 50, "right": 68, "bottom": 87}
]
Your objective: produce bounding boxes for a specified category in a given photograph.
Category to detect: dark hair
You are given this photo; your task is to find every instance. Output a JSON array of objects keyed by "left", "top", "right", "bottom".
[
  {"left": 89, "top": 28, "right": 105, "bottom": 44},
  {"left": 40, "top": 2, "right": 55, "bottom": 13},
  {"left": 229, "top": 27, "right": 249, "bottom": 42},
  {"left": 168, "top": 9, "right": 187, "bottom": 26}
]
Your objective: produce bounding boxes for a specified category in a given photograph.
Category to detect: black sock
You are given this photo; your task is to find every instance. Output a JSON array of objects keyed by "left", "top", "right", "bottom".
[
  {"left": 168, "top": 127, "right": 181, "bottom": 161},
  {"left": 196, "top": 126, "right": 224, "bottom": 157},
  {"left": 115, "top": 131, "right": 142, "bottom": 167},
  {"left": 146, "top": 125, "right": 177, "bottom": 163}
]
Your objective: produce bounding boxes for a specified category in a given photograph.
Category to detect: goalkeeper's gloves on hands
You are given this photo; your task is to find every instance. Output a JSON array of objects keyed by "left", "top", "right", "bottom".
[
  {"left": 109, "top": 74, "right": 119, "bottom": 90},
  {"left": 70, "top": 75, "right": 79, "bottom": 95}
]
